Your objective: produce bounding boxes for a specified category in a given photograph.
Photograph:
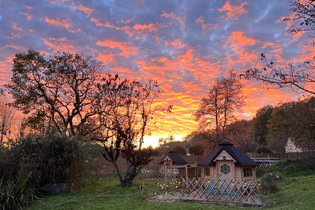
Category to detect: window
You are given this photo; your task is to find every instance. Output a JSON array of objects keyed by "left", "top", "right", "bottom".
[
  {"left": 243, "top": 168, "right": 252, "bottom": 177},
  {"left": 204, "top": 167, "right": 210, "bottom": 176},
  {"left": 220, "top": 164, "right": 230, "bottom": 174},
  {"left": 223, "top": 156, "right": 226, "bottom": 160}
]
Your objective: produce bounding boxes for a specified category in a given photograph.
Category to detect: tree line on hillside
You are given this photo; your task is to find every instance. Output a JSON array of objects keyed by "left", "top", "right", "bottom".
[{"left": 179, "top": 96, "right": 314, "bottom": 155}]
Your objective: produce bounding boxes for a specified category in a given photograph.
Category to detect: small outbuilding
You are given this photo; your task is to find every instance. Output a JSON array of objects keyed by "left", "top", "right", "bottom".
[
  {"left": 160, "top": 151, "right": 197, "bottom": 179},
  {"left": 160, "top": 151, "right": 187, "bottom": 167},
  {"left": 198, "top": 141, "right": 257, "bottom": 181}
]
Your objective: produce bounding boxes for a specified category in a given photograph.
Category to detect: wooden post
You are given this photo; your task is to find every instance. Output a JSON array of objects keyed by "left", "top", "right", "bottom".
[
  {"left": 185, "top": 164, "right": 188, "bottom": 184},
  {"left": 164, "top": 163, "right": 167, "bottom": 186}
]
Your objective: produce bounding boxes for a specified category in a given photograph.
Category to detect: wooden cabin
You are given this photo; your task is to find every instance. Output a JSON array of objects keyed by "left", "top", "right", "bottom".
[{"left": 198, "top": 141, "right": 257, "bottom": 181}]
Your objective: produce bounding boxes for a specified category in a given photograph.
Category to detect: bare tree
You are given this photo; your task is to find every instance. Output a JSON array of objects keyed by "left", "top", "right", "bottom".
[
  {"left": 0, "top": 98, "right": 16, "bottom": 144},
  {"left": 94, "top": 75, "right": 170, "bottom": 186},
  {"left": 283, "top": 0, "right": 315, "bottom": 34},
  {"left": 196, "top": 71, "right": 244, "bottom": 143},
  {"left": 242, "top": 0, "right": 315, "bottom": 95},
  {"left": 242, "top": 54, "right": 315, "bottom": 95}
]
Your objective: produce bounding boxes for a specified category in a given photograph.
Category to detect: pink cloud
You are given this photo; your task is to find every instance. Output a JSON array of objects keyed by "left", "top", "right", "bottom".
[
  {"left": 218, "top": 1, "right": 248, "bottom": 20},
  {"left": 96, "top": 40, "right": 137, "bottom": 57},
  {"left": 42, "top": 37, "right": 75, "bottom": 52},
  {"left": 44, "top": 17, "right": 80, "bottom": 33}
]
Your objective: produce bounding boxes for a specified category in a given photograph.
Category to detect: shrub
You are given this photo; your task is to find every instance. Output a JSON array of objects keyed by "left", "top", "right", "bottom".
[
  {"left": 260, "top": 172, "right": 280, "bottom": 194},
  {"left": 256, "top": 166, "right": 268, "bottom": 177},
  {"left": 0, "top": 144, "right": 20, "bottom": 182},
  {"left": 274, "top": 156, "right": 315, "bottom": 175},
  {"left": 9, "top": 133, "right": 84, "bottom": 190}
]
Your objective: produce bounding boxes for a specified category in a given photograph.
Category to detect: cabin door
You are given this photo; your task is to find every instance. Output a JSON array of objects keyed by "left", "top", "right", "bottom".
[{"left": 217, "top": 161, "right": 234, "bottom": 181}]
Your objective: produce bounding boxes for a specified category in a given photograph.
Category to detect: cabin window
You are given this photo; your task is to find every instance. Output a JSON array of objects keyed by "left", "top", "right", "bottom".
[
  {"left": 243, "top": 168, "right": 252, "bottom": 177},
  {"left": 221, "top": 164, "right": 230, "bottom": 174},
  {"left": 204, "top": 167, "right": 210, "bottom": 176}
]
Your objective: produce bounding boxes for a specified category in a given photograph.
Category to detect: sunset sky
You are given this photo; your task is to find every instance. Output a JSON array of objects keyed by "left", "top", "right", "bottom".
[{"left": 0, "top": 0, "right": 313, "bottom": 147}]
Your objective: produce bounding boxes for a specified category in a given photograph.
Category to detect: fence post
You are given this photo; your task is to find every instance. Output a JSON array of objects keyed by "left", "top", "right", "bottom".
[{"left": 185, "top": 165, "right": 188, "bottom": 184}]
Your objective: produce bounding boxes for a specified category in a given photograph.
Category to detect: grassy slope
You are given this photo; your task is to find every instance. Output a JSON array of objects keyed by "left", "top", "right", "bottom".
[
  {"left": 28, "top": 174, "right": 315, "bottom": 210},
  {"left": 265, "top": 174, "right": 315, "bottom": 210}
]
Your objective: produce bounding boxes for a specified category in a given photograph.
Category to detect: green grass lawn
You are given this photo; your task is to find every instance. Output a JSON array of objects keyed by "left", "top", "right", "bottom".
[{"left": 28, "top": 174, "right": 315, "bottom": 210}]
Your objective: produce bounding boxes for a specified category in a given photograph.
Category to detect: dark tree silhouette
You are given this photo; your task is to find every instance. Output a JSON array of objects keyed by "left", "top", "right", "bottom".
[
  {"left": 283, "top": 0, "right": 315, "bottom": 34},
  {"left": 5, "top": 49, "right": 103, "bottom": 137},
  {"left": 5, "top": 49, "right": 171, "bottom": 187},
  {"left": 0, "top": 97, "right": 16, "bottom": 144},
  {"left": 196, "top": 71, "right": 244, "bottom": 143},
  {"left": 94, "top": 75, "right": 171, "bottom": 186},
  {"left": 253, "top": 105, "right": 273, "bottom": 146},
  {"left": 242, "top": 0, "right": 315, "bottom": 95},
  {"left": 242, "top": 54, "right": 315, "bottom": 95},
  {"left": 267, "top": 97, "right": 315, "bottom": 152}
]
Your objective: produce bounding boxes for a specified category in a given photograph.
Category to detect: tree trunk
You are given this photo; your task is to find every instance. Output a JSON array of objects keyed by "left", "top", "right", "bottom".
[
  {"left": 120, "top": 161, "right": 138, "bottom": 187},
  {"left": 121, "top": 176, "right": 133, "bottom": 187}
]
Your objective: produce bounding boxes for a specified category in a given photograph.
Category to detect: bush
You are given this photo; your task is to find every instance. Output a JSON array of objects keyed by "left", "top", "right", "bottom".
[
  {"left": 6, "top": 133, "right": 84, "bottom": 190},
  {"left": 0, "top": 144, "right": 20, "bottom": 182},
  {"left": 0, "top": 170, "right": 38, "bottom": 210},
  {"left": 260, "top": 172, "right": 280, "bottom": 194},
  {"left": 274, "top": 156, "right": 315, "bottom": 175}
]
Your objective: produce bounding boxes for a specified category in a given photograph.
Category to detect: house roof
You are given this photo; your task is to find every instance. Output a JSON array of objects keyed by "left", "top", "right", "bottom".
[
  {"left": 198, "top": 141, "right": 257, "bottom": 167},
  {"left": 161, "top": 151, "right": 187, "bottom": 165}
]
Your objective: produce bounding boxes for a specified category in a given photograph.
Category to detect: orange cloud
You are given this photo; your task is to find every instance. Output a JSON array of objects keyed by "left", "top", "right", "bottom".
[
  {"left": 133, "top": 23, "right": 160, "bottom": 32},
  {"left": 77, "top": 4, "right": 93, "bottom": 16},
  {"left": 179, "top": 49, "right": 194, "bottom": 64},
  {"left": 0, "top": 56, "right": 15, "bottom": 85},
  {"left": 230, "top": 31, "right": 256, "bottom": 47},
  {"left": 42, "top": 37, "right": 75, "bottom": 52},
  {"left": 44, "top": 17, "right": 80, "bottom": 33},
  {"left": 96, "top": 52, "right": 115, "bottom": 64},
  {"left": 96, "top": 40, "right": 137, "bottom": 57},
  {"left": 91, "top": 17, "right": 161, "bottom": 37},
  {"left": 218, "top": 1, "right": 248, "bottom": 20}
]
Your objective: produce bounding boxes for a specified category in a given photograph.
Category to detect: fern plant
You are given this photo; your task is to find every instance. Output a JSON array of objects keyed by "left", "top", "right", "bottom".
[{"left": 0, "top": 171, "right": 38, "bottom": 210}]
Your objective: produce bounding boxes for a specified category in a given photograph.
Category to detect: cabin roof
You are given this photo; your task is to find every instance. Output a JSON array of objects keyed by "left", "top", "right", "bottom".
[
  {"left": 161, "top": 151, "right": 187, "bottom": 165},
  {"left": 198, "top": 141, "right": 257, "bottom": 167}
]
